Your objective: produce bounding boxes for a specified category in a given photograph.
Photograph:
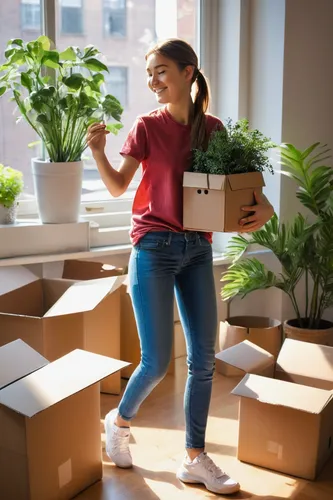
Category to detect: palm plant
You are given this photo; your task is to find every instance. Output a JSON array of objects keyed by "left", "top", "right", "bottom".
[{"left": 221, "top": 142, "right": 333, "bottom": 330}]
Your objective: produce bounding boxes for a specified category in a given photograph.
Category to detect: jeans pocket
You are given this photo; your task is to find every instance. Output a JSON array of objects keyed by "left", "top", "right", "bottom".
[
  {"left": 137, "top": 233, "right": 169, "bottom": 250},
  {"left": 199, "top": 235, "right": 211, "bottom": 247}
]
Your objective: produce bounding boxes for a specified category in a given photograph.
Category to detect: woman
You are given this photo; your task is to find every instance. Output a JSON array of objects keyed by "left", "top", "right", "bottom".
[{"left": 87, "top": 38, "right": 273, "bottom": 496}]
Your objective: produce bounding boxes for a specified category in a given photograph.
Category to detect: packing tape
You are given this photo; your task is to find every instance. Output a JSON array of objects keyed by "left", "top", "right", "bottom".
[
  {"left": 58, "top": 458, "right": 72, "bottom": 489},
  {"left": 267, "top": 441, "right": 283, "bottom": 460}
]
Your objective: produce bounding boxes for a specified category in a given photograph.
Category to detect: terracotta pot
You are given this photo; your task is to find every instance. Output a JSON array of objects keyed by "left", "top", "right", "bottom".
[{"left": 283, "top": 318, "right": 333, "bottom": 346}]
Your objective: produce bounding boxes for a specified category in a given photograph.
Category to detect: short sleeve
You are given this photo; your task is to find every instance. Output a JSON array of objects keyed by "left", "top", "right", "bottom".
[{"left": 120, "top": 117, "right": 148, "bottom": 163}]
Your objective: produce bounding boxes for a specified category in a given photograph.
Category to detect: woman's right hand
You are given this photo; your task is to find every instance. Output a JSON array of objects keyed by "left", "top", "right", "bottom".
[{"left": 87, "top": 122, "right": 110, "bottom": 158}]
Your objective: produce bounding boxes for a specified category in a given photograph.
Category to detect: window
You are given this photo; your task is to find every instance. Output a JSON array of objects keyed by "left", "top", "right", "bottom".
[
  {"left": 1, "top": 2, "right": 42, "bottom": 200},
  {"left": 104, "top": 0, "right": 126, "bottom": 37},
  {"left": 60, "top": 0, "right": 83, "bottom": 35},
  {"left": 21, "top": 0, "right": 41, "bottom": 31},
  {"left": 105, "top": 66, "right": 128, "bottom": 107},
  {"left": 1, "top": 0, "right": 200, "bottom": 248}
]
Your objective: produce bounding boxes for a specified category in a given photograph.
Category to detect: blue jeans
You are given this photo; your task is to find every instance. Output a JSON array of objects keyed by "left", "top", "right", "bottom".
[{"left": 118, "top": 231, "right": 218, "bottom": 449}]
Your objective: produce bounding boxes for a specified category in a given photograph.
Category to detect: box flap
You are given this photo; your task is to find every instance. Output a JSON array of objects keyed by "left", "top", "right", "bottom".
[
  {"left": 0, "top": 339, "right": 48, "bottom": 389},
  {"left": 276, "top": 339, "right": 333, "bottom": 386},
  {"left": 0, "top": 266, "right": 38, "bottom": 296},
  {"left": 183, "top": 172, "right": 209, "bottom": 189},
  {"left": 215, "top": 340, "right": 274, "bottom": 373},
  {"left": 0, "top": 349, "right": 130, "bottom": 417},
  {"left": 44, "top": 276, "right": 126, "bottom": 317},
  {"left": 232, "top": 373, "right": 333, "bottom": 414},
  {"left": 227, "top": 172, "right": 265, "bottom": 191},
  {"left": 183, "top": 172, "right": 227, "bottom": 190}
]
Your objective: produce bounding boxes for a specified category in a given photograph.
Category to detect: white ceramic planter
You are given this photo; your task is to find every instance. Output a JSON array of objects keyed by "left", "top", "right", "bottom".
[
  {"left": 32, "top": 158, "right": 83, "bottom": 224},
  {"left": 0, "top": 203, "right": 17, "bottom": 224}
]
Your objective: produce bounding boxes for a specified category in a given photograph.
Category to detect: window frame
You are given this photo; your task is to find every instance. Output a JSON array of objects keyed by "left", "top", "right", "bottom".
[
  {"left": 59, "top": 0, "right": 84, "bottom": 35},
  {"left": 103, "top": 0, "right": 127, "bottom": 38},
  {"left": 21, "top": 0, "right": 41, "bottom": 31}
]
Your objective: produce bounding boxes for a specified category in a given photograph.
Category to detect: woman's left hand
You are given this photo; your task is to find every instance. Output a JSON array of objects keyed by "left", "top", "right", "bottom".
[{"left": 239, "top": 191, "right": 274, "bottom": 233}]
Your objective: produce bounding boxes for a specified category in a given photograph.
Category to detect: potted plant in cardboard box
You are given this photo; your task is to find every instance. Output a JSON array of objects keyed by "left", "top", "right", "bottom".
[
  {"left": 183, "top": 118, "right": 275, "bottom": 233},
  {"left": 221, "top": 142, "right": 333, "bottom": 346},
  {"left": 0, "top": 36, "right": 123, "bottom": 224},
  {"left": 0, "top": 164, "right": 23, "bottom": 224}
]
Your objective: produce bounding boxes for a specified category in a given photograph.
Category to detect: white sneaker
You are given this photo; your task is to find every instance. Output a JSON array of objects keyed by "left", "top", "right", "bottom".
[
  {"left": 104, "top": 408, "right": 133, "bottom": 468},
  {"left": 177, "top": 452, "right": 240, "bottom": 495}
]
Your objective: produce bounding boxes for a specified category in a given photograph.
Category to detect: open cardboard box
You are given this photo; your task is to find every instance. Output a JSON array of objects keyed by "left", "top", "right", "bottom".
[
  {"left": 218, "top": 316, "right": 282, "bottom": 377},
  {"left": 220, "top": 339, "right": 333, "bottom": 480},
  {"left": 0, "top": 266, "right": 125, "bottom": 395},
  {"left": 62, "top": 260, "right": 186, "bottom": 378},
  {"left": 183, "top": 171, "right": 264, "bottom": 232},
  {"left": 0, "top": 339, "right": 129, "bottom": 500}
]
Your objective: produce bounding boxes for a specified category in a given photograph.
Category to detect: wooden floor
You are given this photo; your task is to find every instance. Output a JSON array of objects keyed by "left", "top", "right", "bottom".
[{"left": 76, "top": 357, "right": 333, "bottom": 500}]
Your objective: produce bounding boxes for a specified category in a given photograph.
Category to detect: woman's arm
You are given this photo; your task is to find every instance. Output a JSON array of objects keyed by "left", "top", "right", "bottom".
[{"left": 87, "top": 123, "right": 139, "bottom": 198}]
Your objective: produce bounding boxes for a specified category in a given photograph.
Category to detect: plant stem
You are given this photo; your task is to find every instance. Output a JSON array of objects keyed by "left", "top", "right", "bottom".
[
  {"left": 305, "top": 268, "right": 309, "bottom": 321},
  {"left": 289, "top": 290, "right": 302, "bottom": 327},
  {"left": 309, "top": 276, "right": 319, "bottom": 328}
]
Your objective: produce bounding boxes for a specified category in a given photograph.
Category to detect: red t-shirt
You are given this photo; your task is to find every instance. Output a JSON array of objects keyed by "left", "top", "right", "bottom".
[{"left": 120, "top": 106, "right": 223, "bottom": 245}]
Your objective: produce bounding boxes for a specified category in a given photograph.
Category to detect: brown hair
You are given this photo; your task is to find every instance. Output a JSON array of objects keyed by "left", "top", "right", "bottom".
[{"left": 145, "top": 38, "right": 210, "bottom": 151}]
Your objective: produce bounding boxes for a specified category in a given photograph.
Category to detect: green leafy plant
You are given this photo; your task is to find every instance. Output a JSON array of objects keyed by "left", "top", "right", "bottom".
[
  {"left": 221, "top": 142, "right": 333, "bottom": 330},
  {"left": 0, "top": 164, "right": 24, "bottom": 208},
  {"left": 192, "top": 118, "right": 276, "bottom": 175},
  {"left": 0, "top": 36, "right": 123, "bottom": 163}
]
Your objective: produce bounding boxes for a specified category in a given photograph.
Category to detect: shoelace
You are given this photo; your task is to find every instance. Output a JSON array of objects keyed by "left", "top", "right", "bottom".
[
  {"left": 201, "top": 454, "right": 226, "bottom": 479},
  {"left": 113, "top": 430, "right": 130, "bottom": 453}
]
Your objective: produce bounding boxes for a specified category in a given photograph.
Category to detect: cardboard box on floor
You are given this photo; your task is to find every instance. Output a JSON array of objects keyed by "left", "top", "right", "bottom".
[
  {"left": 183, "top": 171, "right": 265, "bottom": 232},
  {"left": 223, "top": 339, "right": 333, "bottom": 480},
  {"left": 0, "top": 339, "right": 129, "bottom": 500},
  {"left": 62, "top": 260, "right": 187, "bottom": 378},
  {"left": 0, "top": 266, "right": 125, "bottom": 395},
  {"left": 218, "top": 316, "right": 282, "bottom": 377},
  {"left": 215, "top": 340, "right": 275, "bottom": 378}
]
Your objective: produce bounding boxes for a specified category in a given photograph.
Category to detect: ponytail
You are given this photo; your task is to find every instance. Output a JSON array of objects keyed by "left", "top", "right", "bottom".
[{"left": 191, "top": 70, "right": 210, "bottom": 151}]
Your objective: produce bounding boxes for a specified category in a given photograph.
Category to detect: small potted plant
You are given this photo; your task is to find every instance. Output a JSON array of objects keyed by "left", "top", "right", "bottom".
[
  {"left": 0, "top": 164, "right": 24, "bottom": 224},
  {"left": 221, "top": 142, "right": 333, "bottom": 346},
  {"left": 183, "top": 118, "right": 275, "bottom": 232},
  {"left": 0, "top": 36, "right": 123, "bottom": 224}
]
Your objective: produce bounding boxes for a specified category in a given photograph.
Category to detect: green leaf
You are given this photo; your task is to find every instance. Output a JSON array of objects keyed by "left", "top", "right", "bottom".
[
  {"left": 102, "top": 94, "right": 123, "bottom": 121},
  {"left": 20, "top": 72, "right": 32, "bottom": 92},
  {"left": 36, "top": 114, "right": 49, "bottom": 125},
  {"left": 0, "top": 87, "right": 6, "bottom": 97},
  {"left": 4, "top": 48, "right": 15, "bottom": 59},
  {"left": 59, "top": 47, "right": 77, "bottom": 61},
  {"left": 41, "top": 50, "right": 60, "bottom": 69},
  {"left": 83, "top": 58, "right": 108, "bottom": 73},
  {"left": 83, "top": 45, "right": 100, "bottom": 59},
  {"left": 106, "top": 123, "right": 124, "bottom": 135},
  {"left": 8, "top": 49, "right": 26, "bottom": 65},
  {"left": 28, "top": 140, "right": 42, "bottom": 148},
  {"left": 37, "top": 35, "right": 51, "bottom": 51},
  {"left": 63, "top": 73, "right": 85, "bottom": 90},
  {"left": 93, "top": 73, "right": 104, "bottom": 86},
  {"left": 7, "top": 38, "right": 24, "bottom": 47}
]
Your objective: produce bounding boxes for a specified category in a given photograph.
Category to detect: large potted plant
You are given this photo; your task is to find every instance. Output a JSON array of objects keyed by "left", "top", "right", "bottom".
[
  {"left": 183, "top": 118, "right": 275, "bottom": 233},
  {"left": 0, "top": 164, "right": 23, "bottom": 224},
  {"left": 221, "top": 142, "right": 333, "bottom": 346},
  {"left": 0, "top": 36, "right": 123, "bottom": 224}
]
